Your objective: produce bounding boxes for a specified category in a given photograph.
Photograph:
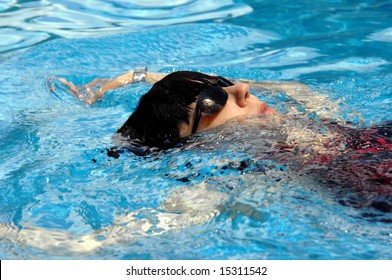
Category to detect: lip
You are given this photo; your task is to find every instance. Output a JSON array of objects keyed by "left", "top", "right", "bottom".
[{"left": 259, "top": 102, "right": 268, "bottom": 115}]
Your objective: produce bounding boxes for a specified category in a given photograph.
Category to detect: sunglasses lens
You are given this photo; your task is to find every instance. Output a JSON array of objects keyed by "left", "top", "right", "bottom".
[
  {"left": 192, "top": 79, "right": 231, "bottom": 133},
  {"left": 197, "top": 87, "right": 228, "bottom": 115}
]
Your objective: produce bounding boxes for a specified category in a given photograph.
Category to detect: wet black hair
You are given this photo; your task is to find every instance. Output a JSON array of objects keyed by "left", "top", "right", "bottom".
[{"left": 117, "top": 71, "right": 229, "bottom": 149}]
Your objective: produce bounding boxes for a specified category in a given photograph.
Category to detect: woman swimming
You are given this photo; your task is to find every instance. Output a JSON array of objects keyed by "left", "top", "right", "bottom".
[
  {"left": 56, "top": 69, "right": 277, "bottom": 146},
  {"left": 1, "top": 68, "right": 388, "bottom": 256},
  {"left": 55, "top": 68, "right": 391, "bottom": 214}
]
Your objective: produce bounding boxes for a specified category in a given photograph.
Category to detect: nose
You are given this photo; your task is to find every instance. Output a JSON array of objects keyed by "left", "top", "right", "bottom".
[{"left": 225, "top": 83, "right": 250, "bottom": 107}]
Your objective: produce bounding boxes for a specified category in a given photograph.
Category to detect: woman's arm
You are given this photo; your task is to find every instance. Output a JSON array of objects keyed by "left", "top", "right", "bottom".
[
  {"left": 98, "top": 70, "right": 167, "bottom": 97},
  {"left": 52, "top": 69, "right": 167, "bottom": 104},
  {"left": 236, "top": 79, "right": 344, "bottom": 120}
]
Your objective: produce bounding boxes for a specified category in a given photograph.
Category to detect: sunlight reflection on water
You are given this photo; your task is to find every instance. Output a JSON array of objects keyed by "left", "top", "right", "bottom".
[{"left": 0, "top": 0, "right": 252, "bottom": 54}]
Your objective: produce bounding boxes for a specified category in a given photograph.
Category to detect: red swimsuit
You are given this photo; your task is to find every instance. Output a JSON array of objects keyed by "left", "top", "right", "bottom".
[{"left": 302, "top": 121, "right": 392, "bottom": 215}]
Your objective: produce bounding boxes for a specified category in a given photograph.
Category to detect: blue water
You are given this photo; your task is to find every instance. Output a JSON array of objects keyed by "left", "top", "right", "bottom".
[{"left": 0, "top": 0, "right": 391, "bottom": 259}]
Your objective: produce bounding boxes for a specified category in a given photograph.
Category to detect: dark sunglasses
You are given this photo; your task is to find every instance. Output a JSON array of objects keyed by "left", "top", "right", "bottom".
[{"left": 191, "top": 77, "right": 234, "bottom": 133}]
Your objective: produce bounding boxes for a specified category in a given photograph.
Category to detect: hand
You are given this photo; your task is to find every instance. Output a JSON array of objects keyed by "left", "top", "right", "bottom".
[{"left": 49, "top": 77, "right": 109, "bottom": 104}]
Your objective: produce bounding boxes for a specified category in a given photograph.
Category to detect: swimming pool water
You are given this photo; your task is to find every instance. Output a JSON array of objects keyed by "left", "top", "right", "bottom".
[{"left": 0, "top": 0, "right": 391, "bottom": 259}]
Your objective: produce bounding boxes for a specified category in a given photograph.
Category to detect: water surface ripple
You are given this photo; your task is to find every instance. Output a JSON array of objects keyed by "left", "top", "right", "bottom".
[{"left": 0, "top": 0, "right": 252, "bottom": 54}]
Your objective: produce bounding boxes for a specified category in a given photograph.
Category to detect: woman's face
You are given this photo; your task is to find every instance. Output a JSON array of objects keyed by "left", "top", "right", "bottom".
[{"left": 180, "top": 83, "right": 276, "bottom": 137}]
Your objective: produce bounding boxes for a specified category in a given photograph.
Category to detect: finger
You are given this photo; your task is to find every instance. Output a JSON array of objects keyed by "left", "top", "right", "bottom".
[{"left": 58, "top": 78, "right": 78, "bottom": 93}]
